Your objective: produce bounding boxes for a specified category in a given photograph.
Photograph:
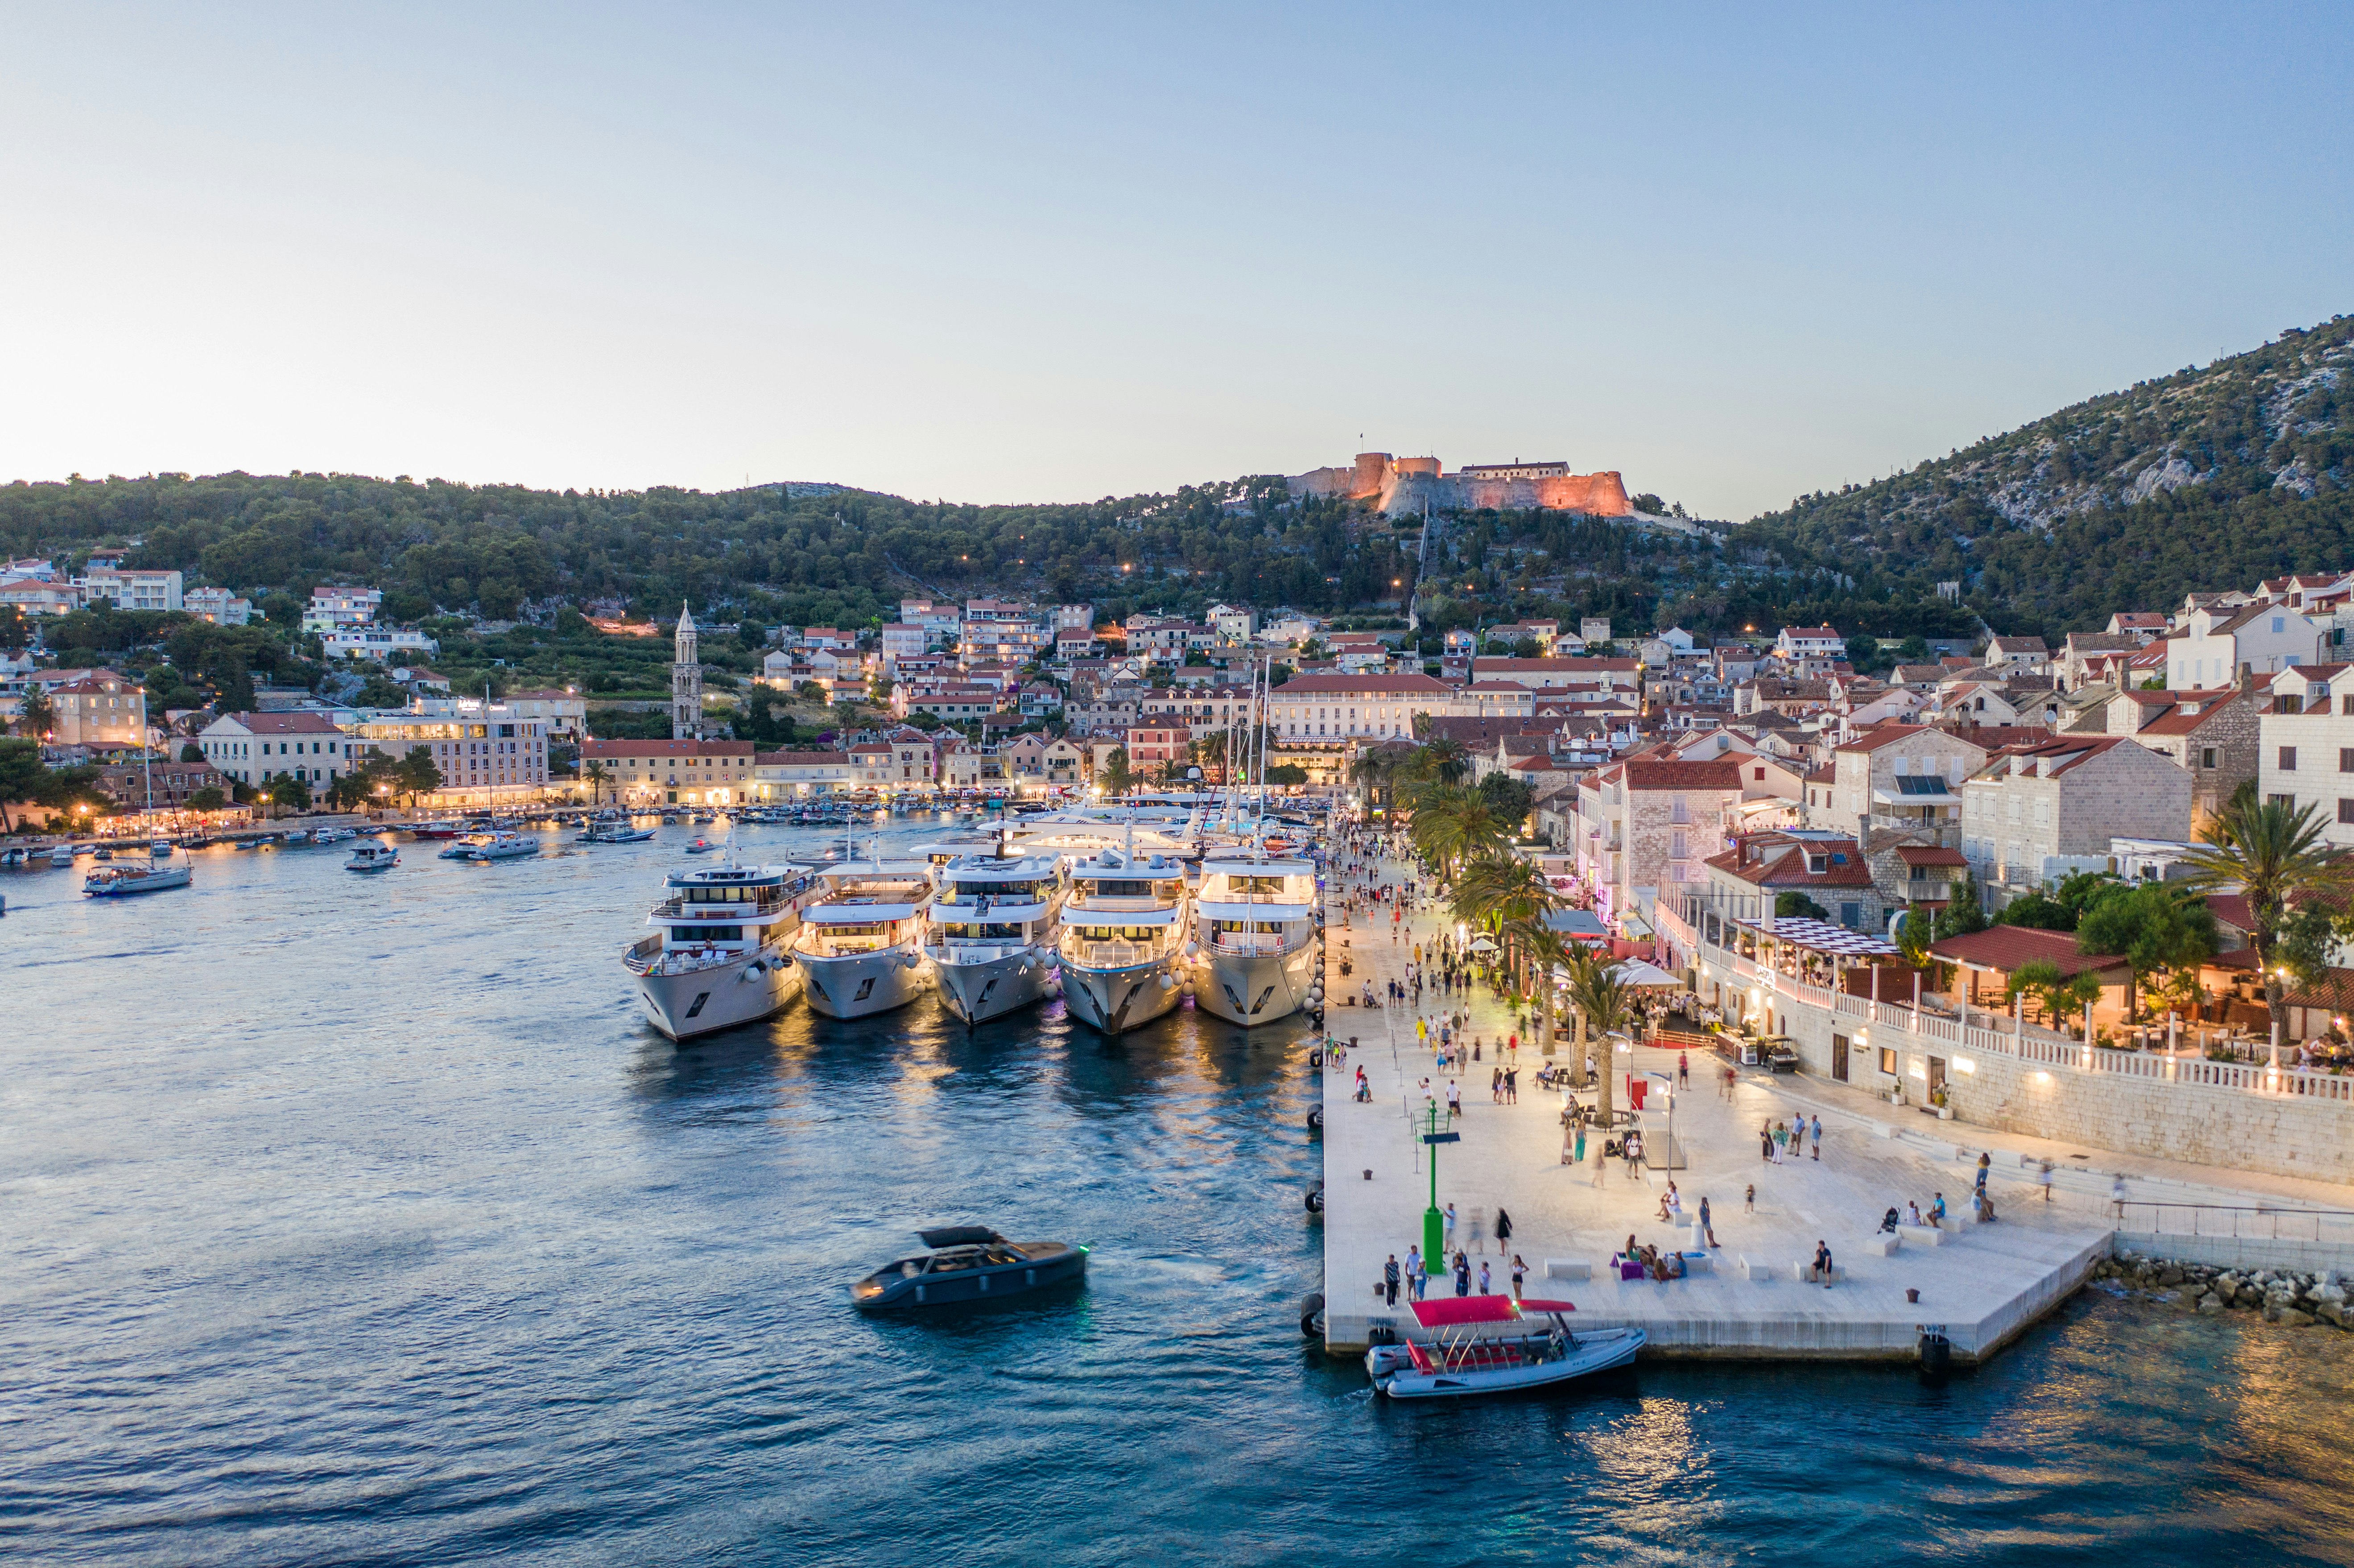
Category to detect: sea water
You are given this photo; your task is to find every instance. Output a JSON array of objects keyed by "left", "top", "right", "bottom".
[{"left": 3, "top": 821, "right": 2349, "bottom": 1565}]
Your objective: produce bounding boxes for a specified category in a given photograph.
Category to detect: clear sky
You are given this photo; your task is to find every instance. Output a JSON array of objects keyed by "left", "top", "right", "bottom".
[{"left": 4, "top": 3, "right": 2348, "bottom": 520}]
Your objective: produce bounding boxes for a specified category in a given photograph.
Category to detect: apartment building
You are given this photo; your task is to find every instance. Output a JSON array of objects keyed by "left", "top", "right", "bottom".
[
  {"left": 199, "top": 711, "right": 358, "bottom": 789},
  {"left": 1270, "top": 673, "right": 1452, "bottom": 742},
  {"left": 359, "top": 708, "right": 552, "bottom": 802},
  {"left": 81, "top": 566, "right": 183, "bottom": 613},
  {"left": 1960, "top": 736, "right": 2192, "bottom": 894},
  {"left": 583, "top": 738, "right": 753, "bottom": 805},
  {"left": 185, "top": 587, "right": 253, "bottom": 626},
  {"left": 42, "top": 673, "right": 149, "bottom": 747},
  {"left": 2168, "top": 600, "right": 2331, "bottom": 687},
  {"left": 302, "top": 586, "right": 381, "bottom": 631},
  {"left": 1574, "top": 757, "right": 1748, "bottom": 930},
  {"left": 752, "top": 749, "right": 856, "bottom": 796},
  {"left": 2255, "top": 664, "right": 2354, "bottom": 847},
  {"left": 1815, "top": 724, "right": 1991, "bottom": 844}
]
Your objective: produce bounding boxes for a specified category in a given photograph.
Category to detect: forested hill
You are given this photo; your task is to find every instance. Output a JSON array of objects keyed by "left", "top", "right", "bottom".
[
  {"left": 0, "top": 472, "right": 1415, "bottom": 630},
  {"left": 1738, "top": 314, "right": 2353, "bottom": 638}
]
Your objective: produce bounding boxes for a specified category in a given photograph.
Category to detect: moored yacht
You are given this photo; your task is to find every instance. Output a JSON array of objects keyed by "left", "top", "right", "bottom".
[
  {"left": 789, "top": 855, "right": 937, "bottom": 1019},
  {"left": 925, "top": 853, "right": 1067, "bottom": 1026},
  {"left": 625, "top": 860, "right": 822, "bottom": 1040},
  {"left": 1056, "top": 846, "right": 1190, "bottom": 1034},
  {"left": 1186, "top": 852, "right": 1321, "bottom": 1027},
  {"left": 451, "top": 830, "right": 540, "bottom": 862},
  {"left": 84, "top": 848, "right": 192, "bottom": 898}
]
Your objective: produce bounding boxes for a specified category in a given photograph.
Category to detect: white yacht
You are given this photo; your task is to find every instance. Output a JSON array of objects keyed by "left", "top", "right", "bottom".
[
  {"left": 625, "top": 860, "right": 822, "bottom": 1041},
  {"left": 84, "top": 848, "right": 191, "bottom": 898},
  {"left": 1187, "top": 853, "right": 1322, "bottom": 1027},
  {"left": 789, "top": 856, "right": 938, "bottom": 1019},
  {"left": 925, "top": 853, "right": 1067, "bottom": 1027},
  {"left": 345, "top": 843, "right": 401, "bottom": 873},
  {"left": 453, "top": 830, "right": 540, "bottom": 862},
  {"left": 1056, "top": 847, "right": 1191, "bottom": 1035}
]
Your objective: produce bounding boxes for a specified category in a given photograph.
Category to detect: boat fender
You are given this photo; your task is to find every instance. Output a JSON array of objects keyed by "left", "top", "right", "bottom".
[
  {"left": 1308, "top": 1048, "right": 1323, "bottom": 1069},
  {"left": 1160, "top": 974, "right": 1177, "bottom": 990},
  {"left": 1305, "top": 1181, "right": 1323, "bottom": 1212},
  {"left": 1299, "top": 1292, "right": 1325, "bottom": 1337},
  {"left": 1306, "top": 1105, "right": 1324, "bottom": 1132}
]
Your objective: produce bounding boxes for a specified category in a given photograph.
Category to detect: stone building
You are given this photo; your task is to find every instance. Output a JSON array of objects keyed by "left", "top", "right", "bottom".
[
  {"left": 1573, "top": 757, "right": 1748, "bottom": 932},
  {"left": 671, "top": 604, "right": 704, "bottom": 741},
  {"left": 1960, "top": 736, "right": 2193, "bottom": 896},
  {"left": 2256, "top": 664, "right": 2354, "bottom": 849},
  {"left": 2099, "top": 682, "right": 2260, "bottom": 835},
  {"left": 1814, "top": 724, "right": 1992, "bottom": 846}
]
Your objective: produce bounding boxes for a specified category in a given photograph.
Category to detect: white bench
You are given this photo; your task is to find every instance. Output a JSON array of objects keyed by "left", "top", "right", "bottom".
[
  {"left": 1739, "top": 1254, "right": 1774, "bottom": 1281},
  {"left": 1677, "top": 1251, "right": 1714, "bottom": 1276},
  {"left": 1792, "top": 1260, "right": 1846, "bottom": 1283},
  {"left": 1896, "top": 1224, "right": 1946, "bottom": 1246},
  {"left": 1862, "top": 1233, "right": 1899, "bottom": 1256},
  {"left": 1543, "top": 1258, "right": 1591, "bottom": 1281}
]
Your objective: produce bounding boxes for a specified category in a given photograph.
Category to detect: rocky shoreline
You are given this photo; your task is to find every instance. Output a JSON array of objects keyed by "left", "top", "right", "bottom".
[{"left": 2094, "top": 1251, "right": 2351, "bottom": 1329}]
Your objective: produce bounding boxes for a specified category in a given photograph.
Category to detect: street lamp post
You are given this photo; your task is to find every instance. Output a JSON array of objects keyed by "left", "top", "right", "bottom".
[{"left": 1420, "top": 1098, "right": 1458, "bottom": 1262}]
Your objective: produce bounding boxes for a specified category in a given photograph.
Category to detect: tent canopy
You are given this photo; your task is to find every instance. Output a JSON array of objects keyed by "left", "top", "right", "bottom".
[
  {"left": 1737, "top": 915, "right": 1899, "bottom": 957},
  {"left": 1468, "top": 935, "right": 1499, "bottom": 953},
  {"left": 1607, "top": 958, "right": 1683, "bottom": 989}
]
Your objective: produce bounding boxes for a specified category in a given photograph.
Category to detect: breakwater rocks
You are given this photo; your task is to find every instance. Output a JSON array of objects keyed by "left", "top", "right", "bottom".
[{"left": 2095, "top": 1251, "right": 2351, "bottom": 1329}]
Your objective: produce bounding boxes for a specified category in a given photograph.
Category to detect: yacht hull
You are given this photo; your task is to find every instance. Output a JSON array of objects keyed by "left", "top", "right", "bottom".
[
  {"left": 932, "top": 945, "right": 1058, "bottom": 1026},
  {"left": 1193, "top": 943, "right": 1319, "bottom": 1027},
  {"left": 636, "top": 949, "right": 805, "bottom": 1041},
  {"left": 801, "top": 946, "right": 933, "bottom": 1019},
  {"left": 1057, "top": 955, "right": 1183, "bottom": 1035}
]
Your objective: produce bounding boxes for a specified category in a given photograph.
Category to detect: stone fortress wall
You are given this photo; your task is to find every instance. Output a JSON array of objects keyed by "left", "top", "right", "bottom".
[{"left": 1288, "top": 451, "right": 1634, "bottom": 518}]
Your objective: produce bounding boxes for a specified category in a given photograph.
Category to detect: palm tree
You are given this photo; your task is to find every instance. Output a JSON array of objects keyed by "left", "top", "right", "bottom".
[
  {"left": 1099, "top": 745, "right": 1134, "bottom": 797},
  {"left": 1453, "top": 851, "right": 1568, "bottom": 994},
  {"left": 1421, "top": 736, "right": 1470, "bottom": 785},
  {"left": 583, "top": 759, "right": 611, "bottom": 805},
  {"left": 1564, "top": 945, "right": 1636, "bottom": 1123},
  {"left": 2178, "top": 789, "right": 2346, "bottom": 1041},
  {"left": 1506, "top": 923, "right": 1573, "bottom": 1055},
  {"left": 1411, "top": 787, "right": 1506, "bottom": 879}
]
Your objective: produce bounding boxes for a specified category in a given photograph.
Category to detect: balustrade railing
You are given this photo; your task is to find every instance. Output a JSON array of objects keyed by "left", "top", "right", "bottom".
[{"left": 1688, "top": 929, "right": 2354, "bottom": 1106}]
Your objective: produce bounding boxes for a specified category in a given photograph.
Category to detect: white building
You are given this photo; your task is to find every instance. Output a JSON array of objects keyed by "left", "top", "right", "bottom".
[
  {"left": 879, "top": 623, "right": 926, "bottom": 664},
  {"left": 322, "top": 625, "right": 439, "bottom": 661},
  {"left": 302, "top": 586, "right": 382, "bottom": 631},
  {"left": 355, "top": 706, "right": 552, "bottom": 803},
  {"left": 198, "top": 710, "right": 359, "bottom": 789},
  {"left": 1270, "top": 673, "right": 1452, "bottom": 742},
  {"left": 81, "top": 566, "right": 182, "bottom": 613},
  {"left": 1774, "top": 625, "right": 1843, "bottom": 661},
  {"left": 2169, "top": 601, "right": 2331, "bottom": 688},
  {"left": 2255, "top": 663, "right": 2354, "bottom": 848},
  {"left": 185, "top": 587, "right": 253, "bottom": 626}
]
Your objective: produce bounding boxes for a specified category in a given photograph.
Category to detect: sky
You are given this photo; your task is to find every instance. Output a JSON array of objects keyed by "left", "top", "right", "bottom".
[{"left": 3, "top": 2, "right": 2349, "bottom": 520}]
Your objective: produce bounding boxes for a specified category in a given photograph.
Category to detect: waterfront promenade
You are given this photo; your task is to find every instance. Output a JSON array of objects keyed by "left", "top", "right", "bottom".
[{"left": 1315, "top": 846, "right": 2350, "bottom": 1363}]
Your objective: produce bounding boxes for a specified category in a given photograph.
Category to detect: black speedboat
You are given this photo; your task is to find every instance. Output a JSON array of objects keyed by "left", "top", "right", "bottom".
[{"left": 849, "top": 1226, "right": 1087, "bottom": 1311}]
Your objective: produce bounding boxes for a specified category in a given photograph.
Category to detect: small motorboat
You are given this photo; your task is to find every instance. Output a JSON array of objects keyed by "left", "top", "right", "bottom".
[
  {"left": 683, "top": 837, "right": 719, "bottom": 854},
  {"left": 149, "top": 839, "right": 175, "bottom": 858},
  {"left": 346, "top": 844, "right": 401, "bottom": 873},
  {"left": 453, "top": 831, "right": 540, "bottom": 862},
  {"left": 92, "top": 846, "right": 115, "bottom": 862},
  {"left": 1365, "top": 1296, "right": 1643, "bottom": 1399},
  {"left": 48, "top": 845, "right": 77, "bottom": 866},
  {"left": 581, "top": 824, "right": 657, "bottom": 843},
  {"left": 409, "top": 821, "right": 463, "bottom": 841},
  {"left": 849, "top": 1226, "right": 1087, "bottom": 1312}
]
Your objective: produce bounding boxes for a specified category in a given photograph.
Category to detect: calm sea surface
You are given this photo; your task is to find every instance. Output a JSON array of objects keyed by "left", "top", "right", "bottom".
[{"left": 4, "top": 821, "right": 2350, "bottom": 1566}]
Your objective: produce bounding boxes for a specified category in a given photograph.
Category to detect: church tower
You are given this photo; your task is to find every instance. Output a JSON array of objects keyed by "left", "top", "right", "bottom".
[{"left": 671, "top": 602, "right": 702, "bottom": 740}]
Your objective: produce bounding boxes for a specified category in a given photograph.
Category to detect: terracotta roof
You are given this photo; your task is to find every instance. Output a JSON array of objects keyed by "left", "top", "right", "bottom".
[
  {"left": 1274, "top": 673, "right": 1450, "bottom": 694},
  {"left": 2282, "top": 968, "right": 2354, "bottom": 1012},
  {"left": 583, "top": 739, "right": 756, "bottom": 757},
  {"left": 1896, "top": 846, "right": 1969, "bottom": 867},
  {"left": 1833, "top": 723, "right": 1945, "bottom": 755},
  {"left": 753, "top": 749, "right": 851, "bottom": 765},
  {"left": 1621, "top": 759, "right": 1743, "bottom": 790},
  {"left": 1804, "top": 764, "right": 1836, "bottom": 784},
  {"left": 1966, "top": 735, "right": 2131, "bottom": 780},
  {"left": 1928, "top": 925, "right": 2127, "bottom": 978},
  {"left": 1472, "top": 657, "right": 1640, "bottom": 674},
  {"left": 1705, "top": 837, "right": 1874, "bottom": 887},
  {"left": 218, "top": 711, "right": 345, "bottom": 734},
  {"left": 2204, "top": 894, "right": 2254, "bottom": 933}
]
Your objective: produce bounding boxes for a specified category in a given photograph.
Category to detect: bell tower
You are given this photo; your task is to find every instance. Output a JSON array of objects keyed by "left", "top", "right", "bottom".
[{"left": 672, "top": 602, "right": 702, "bottom": 739}]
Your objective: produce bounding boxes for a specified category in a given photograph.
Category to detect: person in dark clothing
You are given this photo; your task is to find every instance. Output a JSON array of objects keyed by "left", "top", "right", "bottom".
[
  {"left": 1495, "top": 1207, "right": 1514, "bottom": 1250},
  {"left": 1383, "top": 1254, "right": 1400, "bottom": 1307},
  {"left": 1453, "top": 1252, "right": 1471, "bottom": 1297}
]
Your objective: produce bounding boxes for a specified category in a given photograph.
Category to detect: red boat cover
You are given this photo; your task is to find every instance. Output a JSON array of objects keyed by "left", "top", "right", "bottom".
[
  {"left": 1408, "top": 1296, "right": 1520, "bottom": 1327},
  {"left": 1515, "top": 1298, "right": 1578, "bottom": 1313}
]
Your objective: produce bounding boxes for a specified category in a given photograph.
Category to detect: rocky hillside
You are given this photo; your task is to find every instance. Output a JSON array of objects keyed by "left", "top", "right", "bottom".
[{"left": 1739, "top": 314, "right": 2353, "bottom": 636}]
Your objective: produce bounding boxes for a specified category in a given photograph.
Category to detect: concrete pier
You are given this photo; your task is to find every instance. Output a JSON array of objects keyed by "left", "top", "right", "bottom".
[{"left": 1316, "top": 854, "right": 2115, "bottom": 1365}]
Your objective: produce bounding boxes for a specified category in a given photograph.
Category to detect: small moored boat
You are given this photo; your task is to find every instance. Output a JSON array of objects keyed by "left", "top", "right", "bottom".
[
  {"left": 849, "top": 1227, "right": 1087, "bottom": 1312},
  {"left": 346, "top": 844, "right": 401, "bottom": 873},
  {"left": 1365, "top": 1296, "right": 1643, "bottom": 1399}
]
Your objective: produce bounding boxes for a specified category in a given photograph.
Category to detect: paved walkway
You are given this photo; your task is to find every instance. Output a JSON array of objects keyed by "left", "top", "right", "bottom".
[{"left": 1318, "top": 842, "right": 2114, "bottom": 1362}]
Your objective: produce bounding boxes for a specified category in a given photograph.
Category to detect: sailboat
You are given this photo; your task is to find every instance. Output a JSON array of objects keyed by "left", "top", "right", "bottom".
[{"left": 85, "top": 747, "right": 191, "bottom": 897}]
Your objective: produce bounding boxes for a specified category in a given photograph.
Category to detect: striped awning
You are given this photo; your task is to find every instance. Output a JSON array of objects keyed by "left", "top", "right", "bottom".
[{"left": 1738, "top": 916, "right": 1899, "bottom": 956}]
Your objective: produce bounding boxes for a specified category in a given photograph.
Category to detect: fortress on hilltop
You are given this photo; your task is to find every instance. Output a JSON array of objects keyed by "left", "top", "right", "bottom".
[{"left": 1287, "top": 451, "right": 1633, "bottom": 517}]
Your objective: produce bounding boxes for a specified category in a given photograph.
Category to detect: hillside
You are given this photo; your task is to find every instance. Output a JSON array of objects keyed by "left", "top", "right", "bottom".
[
  {"left": 1739, "top": 314, "right": 2354, "bottom": 637},
  {"left": 0, "top": 472, "right": 1414, "bottom": 631}
]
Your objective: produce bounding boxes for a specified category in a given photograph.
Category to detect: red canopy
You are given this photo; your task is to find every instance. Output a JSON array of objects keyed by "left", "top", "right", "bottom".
[
  {"left": 1410, "top": 1296, "right": 1519, "bottom": 1327},
  {"left": 1408, "top": 1295, "right": 1578, "bottom": 1327}
]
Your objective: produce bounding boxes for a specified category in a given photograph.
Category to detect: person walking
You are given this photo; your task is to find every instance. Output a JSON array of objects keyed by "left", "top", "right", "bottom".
[
  {"left": 1477, "top": 1259, "right": 1492, "bottom": 1296},
  {"left": 1809, "top": 1115, "right": 1823, "bottom": 1161},
  {"left": 1443, "top": 1202, "right": 1458, "bottom": 1253},
  {"left": 1383, "top": 1253, "right": 1400, "bottom": 1307},
  {"left": 1404, "top": 1243, "right": 1421, "bottom": 1297},
  {"left": 1495, "top": 1207, "right": 1513, "bottom": 1253},
  {"left": 1453, "top": 1251, "right": 1471, "bottom": 1297},
  {"left": 1505, "top": 1066, "right": 1518, "bottom": 1104},
  {"left": 2038, "top": 1159, "right": 2055, "bottom": 1202},
  {"left": 2110, "top": 1173, "right": 2129, "bottom": 1221},
  {"left": 1699, "top": 1195, "right": 1719, "bottom": 1248},
  {"left": 1677, "top": 1049, "right": 1689, "bottom": 1089},
  {"left": 1759, "top": 1121, "right": 1775, "bottom": 1163},
  {"left": 1446, "top": 1080, "right": 1462, "bottom": 1118},
  {"left": 1744, "top": 1183, "right": 1755, "bottom": 1213}
]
